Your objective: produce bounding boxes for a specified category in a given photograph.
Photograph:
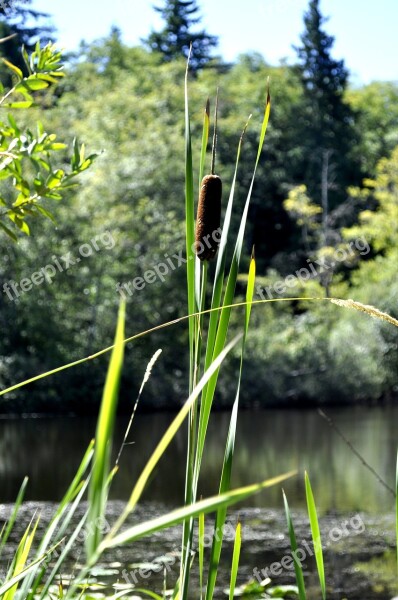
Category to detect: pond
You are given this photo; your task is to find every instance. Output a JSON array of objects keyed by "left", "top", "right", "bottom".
[{"left": 0, "top": 406, "right": 397, "bottom": 598}]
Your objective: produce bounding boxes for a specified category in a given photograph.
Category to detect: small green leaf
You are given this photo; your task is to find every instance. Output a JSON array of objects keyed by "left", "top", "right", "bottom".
[
  {"left": 0, "top": 220, "right": 18, "bottom": 241},
  {"left": 305, "top": 472, "right": 325, "bottom": 600},
  {"left": 283, "top": 491, "right": 307, "bottom": 600},
  {"left": 7, "top": 114, "right": 20, "bottom": 135},
  {"left": 47, "top": 143, "right": 67, "bottom": 151},
  {"left": 2, "top": 59, "right": 23, "bottom": 79},
  {"left": 5, "top": 101, "right": 33, "bottom": 109},
  {"left": 35, "top": 205, "right": 56, "bottom": 223},
  {"left": 46, "top": 169, "right": 64, "bottom": 189},
  {"left": 23, "top": 75, "right": 49, "bottom": 92},
  {"left": 229, "top": 522, "right": 242, "bottom": 600}
]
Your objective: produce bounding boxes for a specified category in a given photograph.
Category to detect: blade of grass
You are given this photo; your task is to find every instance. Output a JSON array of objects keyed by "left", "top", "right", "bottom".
[
  {"left": 39, "top": 512, "right": 87, "bottom": 600},
  {"left": 283, "top": 491, "right": 307, "bottom": 600},
  {"left": 102, "top": 471, "right": 296, "bottom": 549},
  {"left": 86, "top": 300, "right": 125, "bottom": 559},
  {"left": 184, "top": 46, "right": 195, "bottom": 395},
  {"left": 181, "top": 51, "right": 197, "bottom": 597},
  {"left": 3, "top": 296, "right": 398, "bottom": 399},
  {"left": 205, "top": 251, "right": 256, "bottom": 600},
  {"left": 21, "top": 440, "right": 94, "bottom": 599},
  {"left": 199, "top": 511, "right": 205, "bottom": 599},
  {"left": 305, "top": 472, "right": 325, "bottom": 600},
  {"left": 0, "top": 541, "right": 63, "bottom": 597},
  {"left": 4, "top": 516, "right": 40, "bottom": 600},
  {"left": 229, "top": 522, "right": 242, "bottom": 600},
  {"left": 0, "top": 476, "right": 28, "bottom": 558}
]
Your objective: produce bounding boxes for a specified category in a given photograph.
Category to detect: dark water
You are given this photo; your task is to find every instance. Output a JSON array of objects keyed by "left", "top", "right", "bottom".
[
  {"left": 0, "top": 407, "right": 397, "bottom": 598},
  {"left": 0, "top": 406, "right": 396, "bottom": 511}
]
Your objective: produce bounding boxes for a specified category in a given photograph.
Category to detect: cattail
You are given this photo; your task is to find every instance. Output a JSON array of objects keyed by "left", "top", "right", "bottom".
[
  {"left": 195, "top": 174, "right": 222, "bottom": 261},
  {"left": 195, "top": 90, "right": 222, "bottom": 261}
]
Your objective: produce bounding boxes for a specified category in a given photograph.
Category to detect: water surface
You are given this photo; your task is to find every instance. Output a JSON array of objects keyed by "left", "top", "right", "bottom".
[{"left": 0, "top": 406, "right": 396, "bottom": 512}]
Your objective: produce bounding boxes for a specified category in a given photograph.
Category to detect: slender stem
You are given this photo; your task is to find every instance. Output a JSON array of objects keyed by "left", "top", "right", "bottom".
[
  {"left": 180, "top": 260, "right": 208, "bottom": 600},
  {"left": 318, "top": 409, "right": 395, "bottom": 496},
  {"left": 210, "top": 88, "right": 219, "bottom": 175}
]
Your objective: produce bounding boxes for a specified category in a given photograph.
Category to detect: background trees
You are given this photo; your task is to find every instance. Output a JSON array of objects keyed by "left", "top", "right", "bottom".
[{"left": 1, "top": 1, "right": 397, "bottom": 412}]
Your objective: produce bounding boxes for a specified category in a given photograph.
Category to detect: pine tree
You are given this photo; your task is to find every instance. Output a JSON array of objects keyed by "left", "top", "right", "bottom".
[
  {"left": 293, "top": 0, "right": 361, "bottom": 215},
  {"left": 144, "top": 0, "right": 218, "bottom": 70}
]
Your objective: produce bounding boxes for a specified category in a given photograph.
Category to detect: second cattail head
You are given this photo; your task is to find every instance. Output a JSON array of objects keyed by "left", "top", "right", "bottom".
[{"left": 195, "top": 173, "right": 222, "bottom": 261}]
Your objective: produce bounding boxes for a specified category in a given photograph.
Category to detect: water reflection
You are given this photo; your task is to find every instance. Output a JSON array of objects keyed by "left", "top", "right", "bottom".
[{"left": 0, "top": 406, "right": 396, "bottom": 512}]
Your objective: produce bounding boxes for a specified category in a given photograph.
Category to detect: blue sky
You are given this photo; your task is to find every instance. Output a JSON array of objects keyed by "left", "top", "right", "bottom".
[{"left": 31, "top": 0, "right": 397, "bottom": 85}]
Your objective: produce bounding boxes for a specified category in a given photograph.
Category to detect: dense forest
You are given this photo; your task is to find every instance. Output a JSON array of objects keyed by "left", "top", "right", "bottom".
[{"left": 1, "top": 0, "right": 398, "bottom": 413}]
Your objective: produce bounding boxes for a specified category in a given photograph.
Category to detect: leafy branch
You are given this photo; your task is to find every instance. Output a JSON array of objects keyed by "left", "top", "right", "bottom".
[{"left": 0, "top": 42, "right": 98, "bottom": 240}]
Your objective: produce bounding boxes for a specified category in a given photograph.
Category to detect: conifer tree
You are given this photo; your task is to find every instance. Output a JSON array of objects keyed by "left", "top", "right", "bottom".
[
  {"left": 145, "top": 0, "right": 218, "bottom": 70},
  {"left": 294, "top": 0, "right": 361, "bottom": 214}
]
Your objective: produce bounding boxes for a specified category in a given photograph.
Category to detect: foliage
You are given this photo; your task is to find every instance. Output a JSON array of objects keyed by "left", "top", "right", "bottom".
[
  {"left": 0, "top": 43, "right": 97, "bottom": 240},
  {"left": 343, "top": 146, "right": 398, "bottom": 253},
  {"left": 346, "top": 82, "right": 398, "bottom": 174},
  {"left": 0, "top": 24, "right": 397, "bottom": 412}
]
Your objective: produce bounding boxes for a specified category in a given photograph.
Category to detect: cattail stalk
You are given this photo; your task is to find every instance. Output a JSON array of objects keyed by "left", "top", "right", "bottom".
[{"left": 195, "top": 90, "right": 222, "bottom": 261}]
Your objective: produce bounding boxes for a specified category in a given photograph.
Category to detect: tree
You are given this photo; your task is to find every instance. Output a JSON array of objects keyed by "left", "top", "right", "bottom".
[
  {"left": 0, "top": 0, "right": 53, "bottom": 82},
  {"left": 144, "top": 0, "right": 218, "bottom": 70},
  {"left": 293, "top": 0, "right": 361, "bottom": 212}
]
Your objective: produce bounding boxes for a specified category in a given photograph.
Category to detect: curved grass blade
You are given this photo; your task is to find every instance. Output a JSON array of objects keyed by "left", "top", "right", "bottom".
[
  {"left": 0, "top": 541, "right": 63, "bottom": 597},
  {"left": 102, "top": 471, "right": 295, "bottom": 549},
  {"left": 305, "top": 472, "right": 325, "bottom": 600},
  {"left": 0, "top": 476, "right": 28, "bottom": 558},
  {"left": 283, "top": 491, "right": 307, "bottom": 600},
  {"left": 4, "top": 516, "right": 40, "bottom": 600},
  {"left": 86, "top": 300, "right": 125, "bottom": 559},
  {"left": 134, "top": 590, "right": 163, "bottom": 600},
  {"left": 38, "top": 512, "right": 87, "bottom": 600},
  {"left": 21, "top": 441, "right": 94, "bottom": 599},
  {"left": 3, "top": 296, "right": 398, "bottom": 399},
  {"left": 229, "top": 522, "right": 242, "bottom": 600},
  {"left": 106, "top": 334, "right": 242, "bottom": 541}
]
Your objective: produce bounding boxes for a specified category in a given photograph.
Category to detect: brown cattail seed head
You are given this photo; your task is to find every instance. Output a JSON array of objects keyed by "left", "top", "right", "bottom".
[{"left": 195, "top": 174, "right": 222, "bottom": 261}]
